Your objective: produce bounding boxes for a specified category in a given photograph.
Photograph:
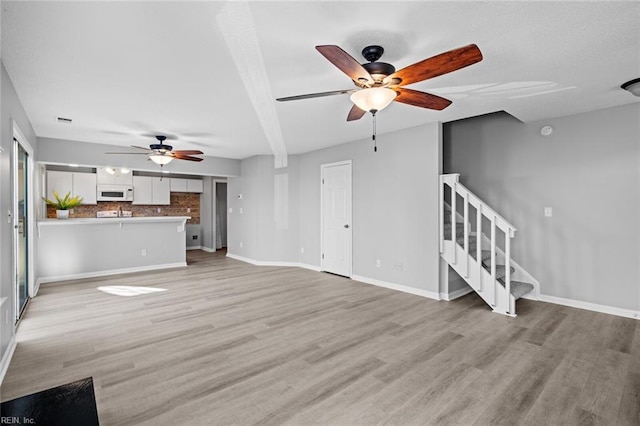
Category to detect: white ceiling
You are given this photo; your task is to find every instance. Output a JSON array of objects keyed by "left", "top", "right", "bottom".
[{"left": 2, "top": 1, "right": 639, "bottom": 161}]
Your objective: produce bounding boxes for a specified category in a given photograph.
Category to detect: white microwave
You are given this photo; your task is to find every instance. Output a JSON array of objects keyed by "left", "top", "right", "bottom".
[{"left": 97, "top": 185, "right": 133, "bottom": 202}]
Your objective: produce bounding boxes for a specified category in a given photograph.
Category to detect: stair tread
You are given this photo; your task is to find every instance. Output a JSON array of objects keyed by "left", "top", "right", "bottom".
[{"left": 498, "top": 280, "right": 535, "bottom": 299}]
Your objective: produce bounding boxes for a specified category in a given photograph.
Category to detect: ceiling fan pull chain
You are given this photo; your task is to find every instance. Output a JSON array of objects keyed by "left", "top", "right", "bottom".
[{"left": 372, "top": 110, "right": 377, "bottom": 152}]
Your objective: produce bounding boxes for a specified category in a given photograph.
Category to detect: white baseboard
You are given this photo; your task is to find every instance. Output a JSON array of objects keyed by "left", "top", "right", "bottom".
[
  {"left": 440, "top": 286, "right": 474, "bottom": 301},
  {"left": 0, "top": 336, "right": 17, "bottom": 385},
  {"left": 225, "top": 253, "right": 321, "bottom": 272},
  {"left": 351, "top": 275, "right": 440, "bottom": 301},
  {"left": 36, "top": 262, "right": 188, "bottom": 285},
  {"left": 201, "top": 246, "right": 217, "bottom": 253},
  {"left": 538, "top": 294, "right": 640, "bottom": 320},
  {"left": 186, "top": 246, "right": 202, "bottom": 251}
]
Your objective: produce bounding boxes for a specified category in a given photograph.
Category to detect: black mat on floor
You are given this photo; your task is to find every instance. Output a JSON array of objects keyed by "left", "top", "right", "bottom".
[{"left": 1, "top": 377, "right": 99, "bottom": 425}]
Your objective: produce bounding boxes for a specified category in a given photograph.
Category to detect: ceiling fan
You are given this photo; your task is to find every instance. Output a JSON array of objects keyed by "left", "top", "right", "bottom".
[
  {"left": 106, "top": 135, "right": 204, "bottom": 166},
  {"left": 276, "top": 43, "right": 483, "bottom": 120}
]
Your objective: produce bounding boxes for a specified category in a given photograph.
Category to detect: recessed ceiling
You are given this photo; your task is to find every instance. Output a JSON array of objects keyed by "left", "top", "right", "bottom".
[{"left": 1, "top": 1, "right": 639, "bottom": 160}]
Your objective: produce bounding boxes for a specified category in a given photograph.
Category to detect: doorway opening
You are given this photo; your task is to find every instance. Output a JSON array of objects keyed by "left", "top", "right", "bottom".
[{"left": 215, "top": 181, "right": 227, "bottom": 250}]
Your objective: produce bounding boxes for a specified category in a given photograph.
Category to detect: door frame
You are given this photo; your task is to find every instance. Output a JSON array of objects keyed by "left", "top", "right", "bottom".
[
  {"left": 320, "top": 160, "right": 352, "bottom": 277},
  {"left": 212, "top": 179, "right": 228, "bottom": 251},
  {"left": 12, "top": 120, "right": 35, "bottom": 326}
]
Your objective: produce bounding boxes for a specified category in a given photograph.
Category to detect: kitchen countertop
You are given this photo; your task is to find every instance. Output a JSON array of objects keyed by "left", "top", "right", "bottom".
[{"left": 38, "top": 216, "right": 191, "bottom": 225}]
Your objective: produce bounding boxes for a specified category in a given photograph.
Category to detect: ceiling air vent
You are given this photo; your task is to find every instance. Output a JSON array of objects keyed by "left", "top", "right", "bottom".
[{"left": 57, "top": 117, "right": 72, "bottom": 124}]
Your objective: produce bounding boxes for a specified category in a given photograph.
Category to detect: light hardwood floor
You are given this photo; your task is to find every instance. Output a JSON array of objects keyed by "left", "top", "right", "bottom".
[{"left": 2, "top": 250, "right": 638, "bottom": 425}]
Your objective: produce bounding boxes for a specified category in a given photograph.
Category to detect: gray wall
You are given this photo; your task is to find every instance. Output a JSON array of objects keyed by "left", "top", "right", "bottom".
[
  {"left": 298, "top": 122, "right": 441, "bottom": 292},
  {"left": 228, "top": 155, "right": 300, "bottom": 262},
  {"left": 444, "top": 105, "right": 640, "bottom": 311},
  {"left": 1, "top": 62, "right": 38, "bottom": 361},
  {"left": 37, "top": 137, "right": 241, "bottom": 177},
  {"left": 228, "top": 122, "right": 442, "bottom": 294}
]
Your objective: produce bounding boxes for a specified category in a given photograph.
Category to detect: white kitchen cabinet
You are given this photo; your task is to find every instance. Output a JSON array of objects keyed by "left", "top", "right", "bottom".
[
  {"left": 187, "top": 179, "right": 203, "bottom": 193},
  {"left": 170, "top": 178, "right": 203, "bottom": 193},
  {"left": 133, "top": 176, "right": 170, "bottom": 205},
  {"left": 97, "top": 168, "right": 133, "bottom": 185},
  {"left": 47, "top": 171, "right": 73, "bottom": 201},
  {"left": 170, "top": 178, "right": 188, "bottom": 192},
  {"left": 152, "top": 177, "right": 171, "bottom": 205},
  {"left": 47, "top": 171, "right": 97, "bottom": 205},
  {"left": 132, "top": 176, "right": 153, "bottom": 205},
  {"left": 72, "top": 172, "right": 98, "bottom": 204}
]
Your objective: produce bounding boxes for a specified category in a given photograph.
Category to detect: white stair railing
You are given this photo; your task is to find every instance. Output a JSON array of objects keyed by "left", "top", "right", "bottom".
[{"left": 440, "top": 174, "right": 519, "bottom": 315}]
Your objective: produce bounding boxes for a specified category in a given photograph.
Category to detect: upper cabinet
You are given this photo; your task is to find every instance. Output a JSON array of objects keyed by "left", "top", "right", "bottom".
[
  {"left": 170, "top": 178, "right": 203, "bottom": 193},
  {"left": 132, "top": 176, "right": 170, "bottom": 205},
  {"left": 97, "top": 168, "right": 133, "bottom": 185},
  {"left": 46, "top": 171, "right": 97, "bottom": 205}
]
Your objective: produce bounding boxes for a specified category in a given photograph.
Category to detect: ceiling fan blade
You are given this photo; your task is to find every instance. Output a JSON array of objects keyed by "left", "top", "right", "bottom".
[
  {"left": 172, "top": 150, "right": 204, "bottom": 155},
  {"left": 104, "top": 152, "right": 149, "bottom": 155},
  {"left": 131, "top": 145, "right": 153, "bottom": 151},
  {"left": 173, "top": 153, "right": 203, "bottom": 162},
  {"left": 316, "top": 45, "right": 373, "bottom": 85},
  {"left": 347, "top": 104, "right": 367, "bottom": 121},
  {"left": 386, "top": 44, "right": 483, "bottom": 86},
  {"left": 277, "top": 89, "right": 356, "bottom": 102},
  {"left": 394, "top": 88, "right": 452, "bottom": 110}
]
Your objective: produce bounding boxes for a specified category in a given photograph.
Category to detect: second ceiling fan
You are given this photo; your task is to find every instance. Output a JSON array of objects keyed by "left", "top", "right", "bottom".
[{"left": 277, "top": 43, "right": 483, "bottom": 120}]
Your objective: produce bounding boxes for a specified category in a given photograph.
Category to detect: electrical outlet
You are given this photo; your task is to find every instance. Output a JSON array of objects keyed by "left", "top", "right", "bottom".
[
  {"left": 187, "top": 208, "right": 191, "bottom": 213},
  {"left": 141, "top": 249, "right": 147, "bottom": 256},
  {"left": 240, "top": 242, "right": 243, "bottom": 248},
  {"left": 192, "top": 235, "right": 198, "bottom": 240},
  {"left": 376, "top": 259, "right": 381, "bottom": 268},
  {"left": 240, "top": 208, "right": 243, "bottom": 214},
  {"left": 301, "top": 247, "right": 304, "bottom": 254},
  {"left": 157, "top": 208, "right": 161, "bottom": 213},
  {"left": 544, "top": 207, "right": 552, "bottom": 217}
]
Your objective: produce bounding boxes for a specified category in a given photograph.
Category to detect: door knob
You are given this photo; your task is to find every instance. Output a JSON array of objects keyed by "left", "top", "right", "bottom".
[{"left": 344, "top": 224, "right": 350, "bottom": 228}]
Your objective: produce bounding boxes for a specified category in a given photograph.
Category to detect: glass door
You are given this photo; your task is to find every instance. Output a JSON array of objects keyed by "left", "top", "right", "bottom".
[{"left": 14, "top": 139, "right": 29, "bottom": 321}]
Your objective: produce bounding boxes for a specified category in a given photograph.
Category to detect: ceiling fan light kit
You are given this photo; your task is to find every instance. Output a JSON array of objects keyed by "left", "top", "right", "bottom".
[
  {"left": 350, "top": 87, "right": 397, "bottom": 113},
  {"left": 149, "top": 154, "right": 174, "bottom": 165},
  {"left": 621, "top": 78, "right": 640, "bottom": 97}
]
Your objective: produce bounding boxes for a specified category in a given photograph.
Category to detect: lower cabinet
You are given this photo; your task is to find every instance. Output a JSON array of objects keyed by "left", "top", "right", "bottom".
[{"left": 132, "top": 176, "right": 170, "bottom": 205}]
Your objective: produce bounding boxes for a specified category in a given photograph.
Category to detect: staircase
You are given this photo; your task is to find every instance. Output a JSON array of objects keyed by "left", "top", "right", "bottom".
[{"left": 439, "top": 174, "right": 538, "bottom": 316}]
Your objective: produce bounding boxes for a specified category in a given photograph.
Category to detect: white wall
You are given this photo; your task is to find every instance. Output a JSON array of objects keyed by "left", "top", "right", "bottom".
[
  {"left": 0, "top": 62, "right": 38, "bottom": 363},
  {"left": 444, "top": 104, "right": 640, "bottom": 312},
  {"left": 228, "top": 122, "right": 442, "bottom": 296}
]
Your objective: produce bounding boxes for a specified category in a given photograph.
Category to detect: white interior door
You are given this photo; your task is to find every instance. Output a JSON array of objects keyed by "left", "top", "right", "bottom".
[{"left": 321, "top": 161, "right": 352, "bottom": 277}]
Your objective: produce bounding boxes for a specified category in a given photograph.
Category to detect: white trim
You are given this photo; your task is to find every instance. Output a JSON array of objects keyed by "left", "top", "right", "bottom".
[
  {"left": 0, "top": 336, "right": 17, "bottom": 385},
  {"left": 36, "top": 263, "right": 187, "bottom": 285},
  {"left": 440, "top": 286, "right": 474, "bottom": 301},
  {"left": 201, "top": 246, "right": 217, "bottom": 253},
  {"left": 186, "top": 246, "right": 202, "bottom": 251},
  {"left": 538, "top": 294, "right": 640, "bottom": 320},
  {"left": 12, "top": 121, "right": 36, "bottom": 325},
  {"left": 226, "top": 253, "right": 321, "bottom": 272},
  {"left": 351, "top": 274, "right": 440, "bottom": 301}
]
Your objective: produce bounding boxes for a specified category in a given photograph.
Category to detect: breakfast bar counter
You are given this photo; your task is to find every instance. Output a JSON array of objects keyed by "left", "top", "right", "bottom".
[{"left": 36, "top": 216, "right": 190, "bottom": 288}]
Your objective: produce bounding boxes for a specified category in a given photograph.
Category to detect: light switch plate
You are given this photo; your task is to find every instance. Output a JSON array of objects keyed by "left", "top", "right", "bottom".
[{"left": 544, "top": 207, "right": 552, "bottom": 217}]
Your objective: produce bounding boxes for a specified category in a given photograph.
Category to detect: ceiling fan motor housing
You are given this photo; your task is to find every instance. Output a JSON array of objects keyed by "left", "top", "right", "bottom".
[{"left": 150, "top": 143, "right": 173, "bottom": 151}]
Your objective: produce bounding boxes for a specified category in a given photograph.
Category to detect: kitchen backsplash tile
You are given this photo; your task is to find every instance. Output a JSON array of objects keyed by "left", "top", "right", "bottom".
[{"left": 46, "top": 192, "right": 201, "bottom": 224}]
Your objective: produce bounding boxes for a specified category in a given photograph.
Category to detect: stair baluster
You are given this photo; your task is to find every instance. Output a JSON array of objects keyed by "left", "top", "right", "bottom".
[{"left": 439, "top": 173, "right": 537, "bottom": 316}]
